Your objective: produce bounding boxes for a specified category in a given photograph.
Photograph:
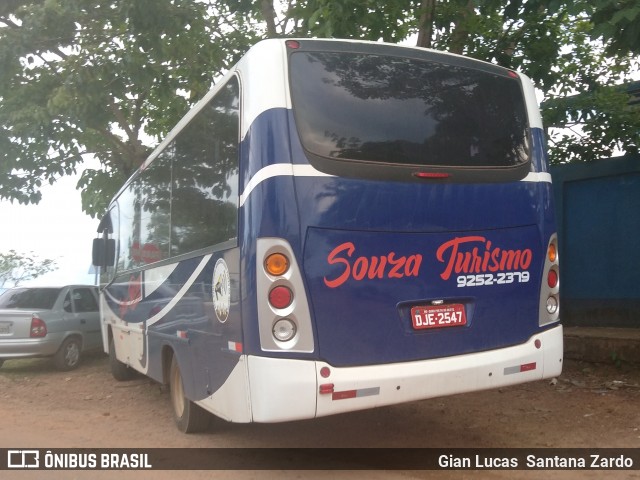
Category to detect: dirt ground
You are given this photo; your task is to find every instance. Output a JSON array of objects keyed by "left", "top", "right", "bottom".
[{"left": 1, "top": 352, "right": 639, "bottom": 479}]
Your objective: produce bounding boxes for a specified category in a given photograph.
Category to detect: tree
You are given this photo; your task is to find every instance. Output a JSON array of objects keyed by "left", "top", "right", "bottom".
[
  {"left": 591, "top": 0, "right": 640, "bottom": 55},
  {"left": 0, "top": 0, "right": 256, "bottom": 217},
  {"left": 0, "top": 250, "right": 57, "bottom": 287},
  {"left": 1, "top": 0, "right": 638, "bottom": 218}
]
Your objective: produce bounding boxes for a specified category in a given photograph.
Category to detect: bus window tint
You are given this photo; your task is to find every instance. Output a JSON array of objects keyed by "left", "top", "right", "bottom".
[
  {"left": 289, "top": 51, "right": 530, "bottom": 169},
  {"left": 138, "top": 151, "right": 171, "bottom": 264},
  {"left": 117, "top": 152, "right": 171, "bottom": 271},
  {"left": 114, "top": 77, "right": 239, "bottom": 272},
  {"left": 171, "top": 78, "right": 240, "bottom": 256}
]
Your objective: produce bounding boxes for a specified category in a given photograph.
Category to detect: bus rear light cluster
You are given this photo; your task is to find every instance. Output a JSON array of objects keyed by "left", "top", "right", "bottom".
[
  {"left": 540, "top": 235, "right": 560, "bottom": 324},
  {"left": 257, "top": 239, "right": 315, "bottom": 353},
  {"left": 263, "top": 249, "right": 297, "bottom": 344}
]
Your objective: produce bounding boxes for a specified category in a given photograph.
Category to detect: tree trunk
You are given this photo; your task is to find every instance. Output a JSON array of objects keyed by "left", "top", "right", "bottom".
[
  {"left": 261, "top": 0, "right": 277, "bottom": 38},
  {"left": 416, "top": 0, "right": 436, "bottom": 48},
  {"left": 449, "top": 0, "right": 475, "bottom": 55}
]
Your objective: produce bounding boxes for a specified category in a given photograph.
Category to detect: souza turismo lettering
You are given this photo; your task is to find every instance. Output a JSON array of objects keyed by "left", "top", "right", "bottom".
[
  {"left": 436, "top": 236, "right": 532, "bottom": 281},
  {"left": 324, "top": 242, "right": 422, "bottom": 288},
  {"left": 323, "top": 237, "right": 532, "bottom": 288}
]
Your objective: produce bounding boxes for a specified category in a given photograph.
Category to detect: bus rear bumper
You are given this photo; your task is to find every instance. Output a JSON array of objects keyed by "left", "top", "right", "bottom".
[{"left": 247, "top": 324, "right": 563, "bottom": 423}]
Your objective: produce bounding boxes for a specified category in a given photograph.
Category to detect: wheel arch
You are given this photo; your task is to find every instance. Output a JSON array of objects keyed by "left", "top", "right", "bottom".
[{"left": 161, "top": 345, "right": 175, "bottom": 385}]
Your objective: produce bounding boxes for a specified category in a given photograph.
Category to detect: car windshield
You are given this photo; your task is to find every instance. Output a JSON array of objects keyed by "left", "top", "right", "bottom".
[{"left": 0, "top": 288, "right": 62, "bottom": 309}]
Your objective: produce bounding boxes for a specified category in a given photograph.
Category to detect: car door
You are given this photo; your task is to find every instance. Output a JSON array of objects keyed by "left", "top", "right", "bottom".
[{"left": 64, "top": 287, "right": 102, "bottom": 350}]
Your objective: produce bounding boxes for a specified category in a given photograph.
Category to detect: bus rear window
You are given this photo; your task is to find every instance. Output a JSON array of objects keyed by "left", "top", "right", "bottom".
[{"left": 289, "top": 51, "right": 530, "bottom": 172}]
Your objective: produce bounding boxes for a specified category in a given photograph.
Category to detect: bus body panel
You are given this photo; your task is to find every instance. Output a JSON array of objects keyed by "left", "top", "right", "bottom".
[
  {"left": 103, "top": 249, "right": 242, "bottom": 404},
  {"left": 239, "top": 113, "right": 557, "bottom": 369},
  {"left": 303, "top": 225, "right": 546, "bottom": 367},
  {"left": 246, "top": 325, "right": 562, "bottom": 423}
]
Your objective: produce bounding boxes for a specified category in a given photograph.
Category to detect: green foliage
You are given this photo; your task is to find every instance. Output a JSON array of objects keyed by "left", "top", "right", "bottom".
[
  {"left": 302, "top": 0, "right": 413, "bottom": 42},
  {"left": 591, "top": 0, "right": 640, "bottom": 55},
  {"left": 0, "top": 250, "right": 58, "bottom": 287},
  {"left": 0, "top": 0, "right": 639, "bottom": 218},
  {"left": 543, "top": 85, "right": 640, "bottom": 163},
  {"left": 0, "top": 0, "right": 250, "bottom": 217}
]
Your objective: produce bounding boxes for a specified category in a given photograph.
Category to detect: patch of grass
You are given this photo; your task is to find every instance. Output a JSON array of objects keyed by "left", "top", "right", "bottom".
[{"left": 610, "top": 351, "right": 625, "bottom": 369}]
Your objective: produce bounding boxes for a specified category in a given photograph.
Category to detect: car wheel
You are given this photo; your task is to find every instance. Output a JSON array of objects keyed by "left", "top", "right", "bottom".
[
  {"left": 109, "top": 335, "right": 135, "bottom": 381},
  {"left": 169, "top": 356, "right": 210, "bottom": 433},
  {"left": 54, "top": 337, "right": 82, "bottom": 371}
]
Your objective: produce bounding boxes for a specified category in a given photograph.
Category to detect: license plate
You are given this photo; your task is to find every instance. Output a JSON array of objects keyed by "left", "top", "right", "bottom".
[
  {"left": 411, "top": 304, "right": 466, "bottom": 330},
  {"left": 0, "top": 322, "right": 11, "bottom": 334}
]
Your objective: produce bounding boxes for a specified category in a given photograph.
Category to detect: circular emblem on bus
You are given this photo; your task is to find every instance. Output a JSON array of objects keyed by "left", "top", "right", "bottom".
[{"left": 213, "top": 258, "right": 231, "bottom": 323}]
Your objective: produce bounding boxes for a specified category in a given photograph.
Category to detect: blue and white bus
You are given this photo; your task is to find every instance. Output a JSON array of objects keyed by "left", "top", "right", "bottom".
[{"left": 92, "top": 38, "right": 562, "bottom": 433}]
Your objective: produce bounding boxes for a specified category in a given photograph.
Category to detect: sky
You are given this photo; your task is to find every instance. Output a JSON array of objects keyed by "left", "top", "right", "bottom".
[{"left": 0, "top": 171, "right": 98, "bottom": 287}]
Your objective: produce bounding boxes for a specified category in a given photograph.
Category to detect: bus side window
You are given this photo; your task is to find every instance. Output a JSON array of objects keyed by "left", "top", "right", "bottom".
[{"left": 171, "top": 77, "right": 240, "bottom": 255}]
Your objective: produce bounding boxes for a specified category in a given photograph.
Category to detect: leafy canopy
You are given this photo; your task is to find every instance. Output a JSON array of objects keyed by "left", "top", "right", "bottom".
[
  {"left": 0, "top": 0, "right": 638, "bottom": 217},
  {"left": 0, "top": 250, "right": 58, "bottom": 287}
]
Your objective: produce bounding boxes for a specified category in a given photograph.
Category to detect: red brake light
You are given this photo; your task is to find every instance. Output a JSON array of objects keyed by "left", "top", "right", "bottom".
[
  {"left": 413, "top": 172, "right": 450, "bottom": 179},
  {"left": 30, "top": 315, "right": 47, "bottom": 338},
  {"left": 548, "top": 270, "right": 558, "bottom": 288},
  {"left": 269, "top": 286, "right": 293, "bottom": 309}
]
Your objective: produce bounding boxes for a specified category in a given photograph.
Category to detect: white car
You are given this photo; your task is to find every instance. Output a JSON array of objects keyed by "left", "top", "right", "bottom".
[{"left": 0, "top": 286, "right": 102, "bottom": 370}]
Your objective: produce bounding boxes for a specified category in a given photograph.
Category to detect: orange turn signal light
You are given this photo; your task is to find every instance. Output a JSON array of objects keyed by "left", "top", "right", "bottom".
[
  {"left": 548, "top": 243, "right": 557, "bottom": 263},
  {"left": 265, "top": 253, "right": 290, "bottom": 276}
]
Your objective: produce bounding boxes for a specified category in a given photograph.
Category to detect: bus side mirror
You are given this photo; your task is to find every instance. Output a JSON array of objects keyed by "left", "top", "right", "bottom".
[{"left": 92, "top": 238, "right": 115, "bottom": 268}]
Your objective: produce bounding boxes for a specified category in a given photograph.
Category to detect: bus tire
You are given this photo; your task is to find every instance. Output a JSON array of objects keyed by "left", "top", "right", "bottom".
[
  {"left": 109, "top": 335, "right": 135, "bottom": 381},
  {"left": 54, "top": 336, "right": 82, "bottom": 371},
  {"left": 169, "top": 356, "right": 210, "bottom": 433}
]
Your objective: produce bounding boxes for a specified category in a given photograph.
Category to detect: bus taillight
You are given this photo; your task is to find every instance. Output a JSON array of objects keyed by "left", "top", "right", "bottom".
[
  {"left": 269, "top": 286, "right": 293, "bottom": 309},
  {"left": 546, "top": 296, "right": 558, "bottom": 315},
  {"left": 257, "top": 238, "right": 315, "bottom": 352},
  {"left": 540, "top": 235, "right": 560, "bottom": 325},
  {"left": 265, "top": 253, "right": 290, "bottom": 276},
  {"left": 272, "top": 318, "right": 296, "bottom": 342}
]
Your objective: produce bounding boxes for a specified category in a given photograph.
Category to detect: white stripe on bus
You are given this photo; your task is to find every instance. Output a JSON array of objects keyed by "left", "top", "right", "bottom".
[
  {"left": 239, "top": 164, "right": 333, "bottom": 207},
  {"left": 239, "top": 165, "right": 552, "bottom": 207},
  {"left": 146, "top": 254, "right": 212, "bottom": 327}
]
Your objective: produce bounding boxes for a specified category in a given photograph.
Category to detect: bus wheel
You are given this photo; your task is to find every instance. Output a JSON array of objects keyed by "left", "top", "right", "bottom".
[
  {"left": 169, "top": 356, "right": 210, "bottom": 433},
  {"left": 109, "top": 336, "right": 135, "bottom": 381}
]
